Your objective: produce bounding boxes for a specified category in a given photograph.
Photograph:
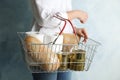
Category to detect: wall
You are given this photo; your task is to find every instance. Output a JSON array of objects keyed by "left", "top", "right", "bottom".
[
  {"left": 0, "top": 0, "right": 33, "bottom": 80},
  {"left": 72, "top": 0, "right": 120, "bottom": 80}
]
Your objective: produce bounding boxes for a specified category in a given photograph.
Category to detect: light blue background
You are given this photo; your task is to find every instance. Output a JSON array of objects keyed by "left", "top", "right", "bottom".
[
  {"left": 0, "top": 0, "right": 120, "bottom": 80},
  {"left": 72, "top": 0, "right": 120, "bottom": 80},
  {"left": 0, "top": 0, "right": 33, "bottom": 80}
]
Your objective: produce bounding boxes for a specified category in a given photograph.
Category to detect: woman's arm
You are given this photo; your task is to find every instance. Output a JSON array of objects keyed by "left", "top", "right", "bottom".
[
  {"left": 67, "top": 10, "right": 88, "bottom": 42},
  {"left": 67, "top": 10, "right": 88, "bottom": 23}
]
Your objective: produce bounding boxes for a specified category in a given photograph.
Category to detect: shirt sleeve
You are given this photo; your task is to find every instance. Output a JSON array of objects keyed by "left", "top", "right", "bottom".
[
  {"left": 31, "top": 0, "right": 70, "bottom": 28},
  {"left": 39, "top": 9, "right": 68, "bottom": 28}
]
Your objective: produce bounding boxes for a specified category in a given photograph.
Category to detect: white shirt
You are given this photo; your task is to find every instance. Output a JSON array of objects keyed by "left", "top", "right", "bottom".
[{"left": 31, "top": 0, "right": 74, "bottom": 35}]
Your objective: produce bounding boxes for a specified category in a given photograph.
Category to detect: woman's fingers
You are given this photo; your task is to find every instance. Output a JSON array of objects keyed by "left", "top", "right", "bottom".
[{"left": 76, "top": 28, "right": 88, "bottom": 42}]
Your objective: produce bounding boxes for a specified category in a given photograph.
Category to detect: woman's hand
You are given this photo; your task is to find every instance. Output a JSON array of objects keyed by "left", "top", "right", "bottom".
[
  {"left": 74, "top": 27, "right": 88, "bottom": 42},
  {"left": 78, "top": 10, "right": 88, "bottom": 23},
  {"left": 67, "top": 10, "right": 88, "bottom": 42}
]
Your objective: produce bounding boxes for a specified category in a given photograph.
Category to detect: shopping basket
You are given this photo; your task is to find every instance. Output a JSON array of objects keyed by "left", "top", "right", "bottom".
[{"left": 17, "top": 32, "right": 101, "bottom": 73}]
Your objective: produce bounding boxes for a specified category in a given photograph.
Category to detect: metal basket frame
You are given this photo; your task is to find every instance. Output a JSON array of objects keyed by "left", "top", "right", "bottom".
[{"left": 17, "top": 32, "right": 100, "bottom": 73}]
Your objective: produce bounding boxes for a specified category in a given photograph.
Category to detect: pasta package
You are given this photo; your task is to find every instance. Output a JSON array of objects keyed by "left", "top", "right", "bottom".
[{"left": 62, "top": 33, "right": 80, "bottom": 52}]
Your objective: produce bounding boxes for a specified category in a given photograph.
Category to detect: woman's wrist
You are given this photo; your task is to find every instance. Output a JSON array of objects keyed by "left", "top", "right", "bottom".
[{"left": 67, "top": 10, "right": 81, "bottom": 20}]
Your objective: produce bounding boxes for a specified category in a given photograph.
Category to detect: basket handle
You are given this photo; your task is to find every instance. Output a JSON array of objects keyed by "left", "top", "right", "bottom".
[
  {"left": 52, "top": 14, "right": 79, "bottom": 44},
  {"left": 53, "top": 14, "right": 76, "bottom": 35}
]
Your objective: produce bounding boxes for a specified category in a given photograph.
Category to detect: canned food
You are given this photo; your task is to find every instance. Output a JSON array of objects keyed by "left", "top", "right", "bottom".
[
  {"left": 67, "top": 53, "right": 74, "bottom": 69},
  {"left": 57, "top": 53, "right": 68, "bottom": 71},
  {"left": 72, "top": 49, "right": 86, "bottom": 62},
  {"left": 69, "top": 49, "right": 86, "bottom": 71},
  {"left": 67, "top": 54, "right": 73, "bottom": 69},
  {"left": 72, "top": 63, "right": 85, "bottom": 71}
]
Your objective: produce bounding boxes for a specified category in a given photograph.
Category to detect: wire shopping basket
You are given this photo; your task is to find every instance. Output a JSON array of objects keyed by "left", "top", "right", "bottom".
[{"left": 17, "top": 32, "right": 101, "bottom": 73}]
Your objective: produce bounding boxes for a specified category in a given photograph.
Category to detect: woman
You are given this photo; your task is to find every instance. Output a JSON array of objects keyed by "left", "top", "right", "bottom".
[{"left": 30, "top": 0, "right": 88, "bottom": 80}]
